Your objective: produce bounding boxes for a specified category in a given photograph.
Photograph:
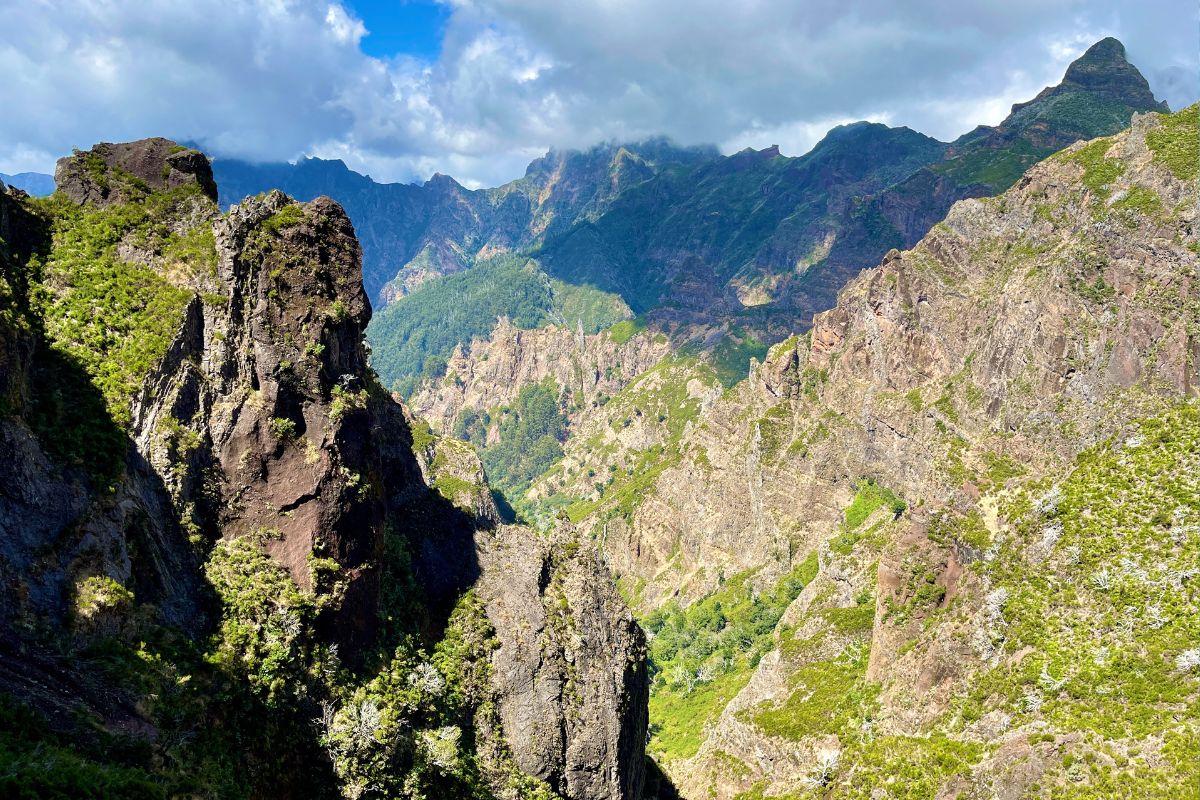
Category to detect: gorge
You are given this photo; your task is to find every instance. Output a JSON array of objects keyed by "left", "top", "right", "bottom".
[{"left": 0, "top": 31, "right": 1196, "bottom": 800}]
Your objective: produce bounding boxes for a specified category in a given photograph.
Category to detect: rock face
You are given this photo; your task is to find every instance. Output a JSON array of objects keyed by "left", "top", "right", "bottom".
[
  {"left": 55, "top": 137, "right": 218, "bottom": 206},
  {"left": 607, "top": 106, "right": 1198, "bottom": 614},
  {"left": 476, "top": 525, "right": 647, "bottom": 800},
  {"left": 0, "top": 140, "right": 647, "bottom": 799},
  {"left": 572, "top": 107, "right": 1199, "bottom": 795},
  {"left": 129, "top": 187, "right": 401, "bottom": 652},
  {"left": 409, "top": 315, "right": 671, "bottom": 435}
]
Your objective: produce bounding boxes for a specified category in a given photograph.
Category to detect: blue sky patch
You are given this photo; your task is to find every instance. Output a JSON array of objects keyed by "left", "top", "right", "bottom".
[{"left": 346, "top": 0, "right": 448, "bottom": 60}]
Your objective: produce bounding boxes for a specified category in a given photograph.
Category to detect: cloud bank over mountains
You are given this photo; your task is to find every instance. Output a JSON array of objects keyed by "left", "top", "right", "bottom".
[{"left": 1, "top": 0, "right": 1195, "bottom": 187}]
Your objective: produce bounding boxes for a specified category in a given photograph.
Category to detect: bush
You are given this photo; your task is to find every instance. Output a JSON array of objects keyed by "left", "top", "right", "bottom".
[
  {"left": 31, "top": 191, "right": 197, "bottom": 428},
  {"left": 269, "top": 417, "right": 297, "bottom": 441}
]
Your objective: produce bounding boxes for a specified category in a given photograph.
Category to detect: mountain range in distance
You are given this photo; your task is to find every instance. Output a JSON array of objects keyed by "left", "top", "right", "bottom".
[
  {"left": 250, "top": 37, "right": 1174, "bottom": 398},
  {"left": 3, "top": 38, "right": 1170, "bottom": 401},
  {"left": 0, "top": 171, "right": 55, "bottom": 196}
]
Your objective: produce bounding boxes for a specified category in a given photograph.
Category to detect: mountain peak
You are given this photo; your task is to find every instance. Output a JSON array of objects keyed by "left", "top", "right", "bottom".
[
  {"left": 1071, "top": 35, "right": 1127, "bottom": 67},
  {"left": 956, "top": 35, "right": 1170, "bottom": 151},
  {"left": 425, "top": 172, "right": 463, "bottom": 190},
  {"left": 1057, "top": 36, "right": 1165, "bottom": 109},
  {"left": 730, "top": 144, "right": 781, "bottom": 163}
]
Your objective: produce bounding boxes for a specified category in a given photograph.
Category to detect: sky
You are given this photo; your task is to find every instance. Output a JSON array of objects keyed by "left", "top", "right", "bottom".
[{"left": 0, "top": 0, "right": 1196, "bottom": 188}]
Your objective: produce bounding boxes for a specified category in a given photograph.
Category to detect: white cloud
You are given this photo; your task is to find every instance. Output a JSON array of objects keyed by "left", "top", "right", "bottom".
[
  {"left": 325, "top": 4, "right": 367, "bottom": 45},
  {"left": 0, "top": 0, "right": 1195, "bottom": 186},
  {"left": 721, "top": 114, "right": 896, "bottom": 159}
]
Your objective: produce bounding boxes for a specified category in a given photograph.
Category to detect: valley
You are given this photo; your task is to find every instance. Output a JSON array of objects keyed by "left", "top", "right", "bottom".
[{"left": 0, "top": 28, "right": 1196, "bottom": 800}]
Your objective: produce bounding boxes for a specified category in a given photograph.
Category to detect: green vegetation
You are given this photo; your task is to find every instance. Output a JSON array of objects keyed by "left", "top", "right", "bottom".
[
  {"left": 1066, "top": 137, "right": 1125, "bottom": 200},
  {"left": 755, "top": 402, "right": 794, "bottom": 461},
  {"left": 367, "top": 255, "right": 629, "bottom": 397},
  {"left": 1111, "top": 185, "right": 1163, "bottom": 218},
  {"left": 1146, "top": 103, "right": 1199, "bottom": 181},
  {"left": 204, "top": 535, "right": 327, "bottom": 705},
  {"left": 20, "top": 519, "right": 550, "bottom": 799},
  {"left": 368, "top": 255, "right": 554, "bottom": 396},
  {"left": 881, "top": 558, "right": 946, "bottom": 626},
  {"left": 329, "top": 385, "right": 368, "bottom": 422},
  {"left": 31, "top": 190, "right": 202, "bottom": 427},
  {"left": 0, "top": 693, "right": 167, "bottom": 800},
  {"left": 548, "top": 277, "right": 631, "bottom": 332},
  {"left": 830, "top": 479, "right": 907, "bottom": 556},
  {"left": 73, "top": 574, "right": 135, "bottom": 624},
  {"left": 932, "top": 137, "right": 1047, "bottom": 191},
  {"left": 260, "top": 203, "right": 305, "bottom": 234},
  {"left": 836, "top": 735, "right": 983, "bottom": 799},
  {"left": 268, "top": 416, "right": 297, "bottom": 441},
  {"left": 25, "top": 346, "right": 129, "bottom": 488},
  {"left": 537, "top": 122, "right": 944, "bottom": 314},
  {"left": 710, "top": 327, "right": 769, "bottom": 388},
  {"left": 942, "top": 402, "right": 1200, "bottom": 793},
  {"left": 560, "top": 356, "right": 718, "bottom": 526},
  {"left": 606, "top": 314, "right": 647, "bottom": 345},
  {"left": 843, "top": 479, "right": 906, "bottom": 530},
  {"left": 456, "top": 381, "right": 567, "bottom": 511},
  {"left": 749, "top": 631, "right": 878, "bottom": 741},
  {"left": 644, "top": 554, "right": 818, "bottom": 761},
  {"left": 0, "top": 180, "right": 216, "bottom": 486},
  {"left": 320, "top": 591, "right": 513, "bottom": 799},
  {"left": 647, "top": 669, "right": 752, "bottom": 764},
  {"left": 928, "top": 509, "right": 991, "bottom": 551}
]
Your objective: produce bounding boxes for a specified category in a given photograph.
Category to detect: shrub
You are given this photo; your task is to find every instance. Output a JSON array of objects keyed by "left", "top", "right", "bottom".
[{"left": 269, "top": 417, "right": 297, "bottom": 441}]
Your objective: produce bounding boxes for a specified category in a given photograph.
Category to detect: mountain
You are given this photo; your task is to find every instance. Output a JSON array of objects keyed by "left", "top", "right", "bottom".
[
  {"left": 850, "top": 36, "right": 1172, "bottom": 253},
  {"left": 212, "top": 139, "right": 718, "bottom": 304},
  {"left": 363, "top": 37, "right": 1167, "bottom": 402},
  {"left": 0, "top": 171, "right": 54, "bottom": 196},
  {"left": 571, "top": 104, "right": 1200, "bottom": 796},
  {"left": 0, "top": 139, "right": 646, "bottom": 798},
  {"left": 390, "top": 37, "right": 1172, "bottom": 514},
  {"left": 538, "top": 37, "right": 1170, "bottom": 327},
  {"left": 535, "top": 122, "right": 947, "bottom": 320}
]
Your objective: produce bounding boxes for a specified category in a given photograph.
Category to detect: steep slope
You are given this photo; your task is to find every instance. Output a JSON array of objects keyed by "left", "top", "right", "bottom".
[
  {"left": 366, "top": 253, "right": 636, "bottom": 398},
  {"left": 539, "top": 38, "right": 1169, "bottom": 508},
  {"left": 378, "top": 38, "right": 1167, "bottom": 463},
  {"left": 212, "top": 139, "right": 717, "bottom": 305},
  {"left": 537, "top": 123, "right": 946, "bottom": 320},
  {"left": 586, "top": 105, "right": 1199, "bottom": 796},
  {"left": 847, "top": 37, "right": 1170, "bottom": 257},
  {"left": 405, "top": 316, "right": 677, "bottom": 524},
  {"left": 602, "top": 102, "right": 1198, "bottom": 619},
  {"left": 539, "top": 37, "right": 1169, "bottom": 331},
  {"left": 0, "top": 139, "right": 647, "bottom": 799}
]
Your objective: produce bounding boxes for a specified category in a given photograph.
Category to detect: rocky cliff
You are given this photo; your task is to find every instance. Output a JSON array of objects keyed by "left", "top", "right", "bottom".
[
  {"left": 370, "top": 38, "right": 1170, "bottom": 477},
  {"left": 574, "top": 106, "right": 1199, "bottom": 795},
  {"left": 0, "top": 139, "right": 647, "bottom": 799},
  {"left": 410, "top": 317, "right": 671, "bottom": 437}
]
